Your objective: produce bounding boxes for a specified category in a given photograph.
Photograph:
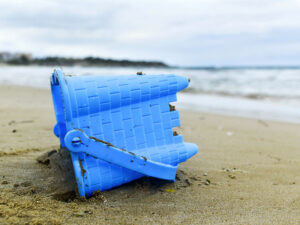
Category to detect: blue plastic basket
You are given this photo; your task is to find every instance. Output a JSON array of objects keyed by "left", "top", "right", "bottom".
[{"left": 50, "top": 68, "right": 198, "bottom": 198}]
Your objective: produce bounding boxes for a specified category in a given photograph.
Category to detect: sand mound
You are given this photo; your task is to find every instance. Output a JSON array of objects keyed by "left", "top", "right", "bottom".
[{"left": 36, "top": 148, "right": 76, "bottom": 200}]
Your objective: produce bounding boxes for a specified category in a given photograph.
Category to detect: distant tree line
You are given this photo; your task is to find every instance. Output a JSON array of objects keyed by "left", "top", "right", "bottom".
[{"left": 0, "top": 53, "right": 169, "bottom": 68}]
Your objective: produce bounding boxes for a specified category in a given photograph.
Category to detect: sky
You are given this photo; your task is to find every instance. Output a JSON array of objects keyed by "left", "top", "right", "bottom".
[{"left": 0, "top": 0, "right": 299, "bottom": 66}]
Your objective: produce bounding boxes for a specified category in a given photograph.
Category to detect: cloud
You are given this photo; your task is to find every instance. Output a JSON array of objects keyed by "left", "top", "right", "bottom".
[{"left": 0, "top": 0, "right": 299, "bottom": 66}]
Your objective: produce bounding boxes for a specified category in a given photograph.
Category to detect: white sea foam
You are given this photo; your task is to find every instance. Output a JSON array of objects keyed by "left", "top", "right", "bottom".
[{"left": 175, "top": 93, "right": 300, "bottom": 124}]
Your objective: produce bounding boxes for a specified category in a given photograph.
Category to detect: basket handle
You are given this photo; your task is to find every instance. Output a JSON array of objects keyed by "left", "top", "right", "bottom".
[{"left": 64, "top": 129, "right": 177, "bottom": 181}]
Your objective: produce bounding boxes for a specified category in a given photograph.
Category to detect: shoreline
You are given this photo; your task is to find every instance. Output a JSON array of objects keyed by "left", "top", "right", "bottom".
[
  {"left": 2, "top": 83, "right": 300, "bottom": 126},
  {"left": 176, "top": 93, "right": 300, "bottom": 125}
]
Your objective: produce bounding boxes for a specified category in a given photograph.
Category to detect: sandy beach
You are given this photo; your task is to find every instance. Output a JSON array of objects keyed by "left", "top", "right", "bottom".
[{"left": 0, "top": 85, "right": 299, "bottom": 225}]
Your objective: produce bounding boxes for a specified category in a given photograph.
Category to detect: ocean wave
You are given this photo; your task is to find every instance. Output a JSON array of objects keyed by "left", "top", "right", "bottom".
[
  {"left": 182, "top": 87, "right": 300, "bottom": 101},
  {"left": 1, "top": 65, "right": 300, "bottom": 102}
]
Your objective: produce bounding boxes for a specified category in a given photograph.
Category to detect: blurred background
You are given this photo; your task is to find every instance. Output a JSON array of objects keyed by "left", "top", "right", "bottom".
[{"left": 1, "top": 0, "right": 300, "bottom": 123}]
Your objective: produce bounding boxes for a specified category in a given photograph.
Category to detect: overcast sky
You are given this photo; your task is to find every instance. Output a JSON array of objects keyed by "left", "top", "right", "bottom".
[{"left": 0, "top": 0, "right": 299, "bottom": 66}]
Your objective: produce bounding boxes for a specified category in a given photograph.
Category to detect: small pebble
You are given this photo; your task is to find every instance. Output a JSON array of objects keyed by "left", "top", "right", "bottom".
[
  {"left": 12, "top": 129, "right": 17, "bottom": 133},
  {"left": 184, "top": 178, "right": 191, "bottom": 186},
  {"left": 84, "top": 210, "right": 93, "bottom": 214},
  {"left": 74, "top": 212, "right": 84, "bottom": 217},
  {"left": 1, "top": 180, "right": 8, "bottom": 185},
  {"left": 222, "top": 168, "right": 230, "bottom": 172},
  {"left": 226, "top": 131, "right": 233, "bottom": 136},
  {"left": 20, "top": 181, "right": 32, "bottom": 187},
  {"left": 228, "top": 174, "right": 236, "bottom": 179},
  {"left": 203, "top": 172, "right": 208, "bottom": 176},
  {"left": 205, "top": 179, "right": 211, "bottom": 185},
  {"left": 190, "top": 176, "right": 198, "bottom": 181}
]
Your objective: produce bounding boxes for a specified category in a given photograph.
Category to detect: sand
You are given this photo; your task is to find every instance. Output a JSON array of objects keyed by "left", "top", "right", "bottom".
[{"left": 0, "top": 85, "right": 299, "bottom": 225}]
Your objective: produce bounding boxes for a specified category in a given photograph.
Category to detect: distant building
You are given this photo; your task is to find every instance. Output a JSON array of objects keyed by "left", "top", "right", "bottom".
[
  {"left": 0, "top": 52, "right": 13, "bottom": 62},
  {"left": 0, "top": 52, "right": 32, "bottom": 62}
]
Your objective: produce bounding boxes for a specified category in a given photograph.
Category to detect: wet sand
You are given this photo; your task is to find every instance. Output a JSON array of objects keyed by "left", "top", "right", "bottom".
[{"left": 0, "top": 85, "right": 299, "bottom": 224}]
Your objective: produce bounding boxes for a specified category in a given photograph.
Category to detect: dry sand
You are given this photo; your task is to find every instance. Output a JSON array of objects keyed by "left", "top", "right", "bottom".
[{"left": 0, "top": 85, "right": 299, "bottom": 225}]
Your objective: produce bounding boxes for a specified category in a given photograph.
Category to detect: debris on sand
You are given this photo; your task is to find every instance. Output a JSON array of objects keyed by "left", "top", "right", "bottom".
[
  {"left": 165, "top": 189, "right": 175, "bottom": 193},
  {"left": 8, "top": 120, "right": 34, "bottom": 125},
  {"left": 258, "top": 119, "right": 269, "bottom": 127},
  {"left": 84, "top": 210, "right": 93, "bottom": 215},
  {"left": 228, "top": 174, "right": 236, "bottom": 179},
  {"left": 190, "top": 176, "right": 199, "bottom": 181},
  {"left": 73, "top": 212, "right": 85, "bottom": 217},
  {"left": 222, "top": 167, "right": 247, "bottom": 173},
  {"left": 92, "top": 190, "right": 107, "bottom": 203},
  {"left": 205, "top": 179, "right": 211, "bottom": 185},
  {"left": 185, "top": 178, "right": 191, "bottom": 186},
  {"left": 20, "top": 181, "right": 32, "bottom": 187},
  {"left": 1, "top": 180, "right": 8, "bottom": 185},
  {"left": 222, "top": 168, "right": 230, "bottom": 172}
]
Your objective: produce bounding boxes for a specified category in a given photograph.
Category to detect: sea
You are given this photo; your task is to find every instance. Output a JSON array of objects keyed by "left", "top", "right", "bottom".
[{"left": 1, "top": 65, "right": 300, "bottom": 124}]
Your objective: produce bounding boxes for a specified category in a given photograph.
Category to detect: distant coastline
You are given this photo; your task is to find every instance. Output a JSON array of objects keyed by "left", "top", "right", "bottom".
[
  {"left": 0, "top": 52, "right": 169, "bottom": 68},
  {"left": 1, "top": 52, "right": 300, "bottom": 69}
]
